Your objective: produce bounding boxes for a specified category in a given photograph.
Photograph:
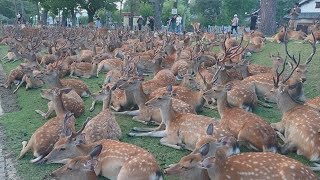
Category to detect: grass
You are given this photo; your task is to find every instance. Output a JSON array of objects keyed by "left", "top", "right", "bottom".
[{"left": 0, "top": 41, "right": 319, "bottom": 180}]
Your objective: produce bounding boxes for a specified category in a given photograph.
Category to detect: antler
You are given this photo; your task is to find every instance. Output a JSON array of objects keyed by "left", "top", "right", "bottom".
[
  {"left": 273, "top": 57, "right": 287, "bottom": 88},
  {"left": 306, "top": 32, "right": 316, "bottom": 65}
]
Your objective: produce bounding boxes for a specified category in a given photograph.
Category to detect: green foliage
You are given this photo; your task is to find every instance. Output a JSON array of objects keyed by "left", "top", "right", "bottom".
[
  {"left": 277, "top": 0, "right": 299, "bottom": 24},
  {"left": 190, "top": 0, "right": 221, "bottom": 26}
]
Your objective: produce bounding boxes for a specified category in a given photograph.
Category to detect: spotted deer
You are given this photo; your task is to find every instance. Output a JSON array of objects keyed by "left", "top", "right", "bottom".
[
  {"left": 203, "top": 82, "right": 278, "bottom": 152},
  {"left": 200, "top": 147, "right": 318, "bottom": 180},
  {"left": 127, "top": 85, "right": 231, "bottom": 151},
  {"left": 45, "top": 145, "right": 102, "bottom": 180},
  {"left": 164, "top": 137, "right": 239, "bottom": 180},
  {"left": 115, "top": 77, "right": 195, "bottom": 125},
  {"left": 41, "top": 137, "right": 163, "bottom": 180},
  {"left": 96, "top": 58, "right": 123, "bottom": 77},
  {"left": 18, "top": 88, "right": 76, "bottom": 163},
  {"left": 12, "top": 65, "right": 44, "bottom": 93},
  {"left": 270, "top": 55, "right": 320, "bottom": 162},
  {"left": 305, "top": 96, "right": 320, "bottom": 110},
  {"left": 69, "top": 61, "right": 99, "bottom": 79}
]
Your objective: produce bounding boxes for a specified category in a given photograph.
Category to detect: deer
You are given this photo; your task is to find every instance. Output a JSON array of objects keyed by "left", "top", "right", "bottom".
[
  {"left": 114, "top": 77, "right": 195, "bottom": 125},
  {"left": 304, "top": 30, "right": 320, "bottom": 43},
  {"left": 69, "top": 61, "right": 99, "bottom": 79},
  {"left": 41, "top": 137, "right": 163, "bottom": 179},
  {"left": 191, "top": 22, "right": 201, "bottom": 33},
  {"left": 45, "top": 144, "right": 102, "bottom": 180},
  {"left": 96, "top": 58, "right": 123, "bottom": 77},
  {"left": 203, "top": 81, "right": 278, "bottom": 152},
  {"left": 164, "top": 136, "right": 239, "bottom": 180},
  {"left": 199, "top": 145, "right": 318, "bottom": 180},
  {"left": 305, "top": 96, "right": 320, "bottom": 110},
  {"left": 270, "top": 52, "right": 320, "bottom": 162},
  {"left": 12, "top": 65, "right": 44, "bottom": 93},
  {"left": 127, "top": 85, "right": 232, "bottom": 151},
  {"left": 18, "top": 88, "right": 76, "bottom": 163}
]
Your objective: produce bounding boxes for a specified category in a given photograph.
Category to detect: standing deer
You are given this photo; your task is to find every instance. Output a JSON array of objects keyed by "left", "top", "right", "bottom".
[{"left": 18, "top": 88, "right": 76, "bottom": 163}]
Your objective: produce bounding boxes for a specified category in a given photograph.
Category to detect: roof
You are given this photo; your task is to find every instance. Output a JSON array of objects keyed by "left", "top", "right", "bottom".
[
  {"left": 284, "top": 12, "right": 320, "bottom": 19},
  {"left": 299, "top": 0, "right": 314, "bottom": 6}
]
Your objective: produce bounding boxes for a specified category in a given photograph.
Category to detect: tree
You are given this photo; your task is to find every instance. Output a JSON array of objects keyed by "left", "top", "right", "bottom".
[
  {"left": 149, "top": 0, "right": 165, "bottom": 30},
  {"left": 259, "top": 0, "right": 277, "bottom": 35},
  {"left": 77, "top": 0, "right": 117, "bottom": 22},
  {"left": 190, "top": 0, "right": 221, "bottom": 26}
]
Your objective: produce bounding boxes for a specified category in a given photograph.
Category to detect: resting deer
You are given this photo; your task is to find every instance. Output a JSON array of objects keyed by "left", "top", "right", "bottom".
[
  {"left": 203, "top": 82, "right": 278, "bottom": 152},
  {"left": 12, "top": 65, "right": 44, "bottom": 93},
  {"left": 270, "top": 54, "right": 320, "bottom": 162},
  {"left": 45, "top": 145, "right": 102, "bottom": 180},
  {"left": 115, "top": 77, "right": 195, "bottom": 125},
  {"left": 18, "top": 88, "right": 76, "bottom": 163},
  {"left": 41, "top": 137, "right": 163, "bottom": 180},
  {"left": 69, "top": 61, "right": 99, "bottom": 79},
  {"left": 96, "top": 58, "right": 123, "bottom": 77},
  {"left": 127, "top": 85, "right": 231, "bottom": 151},
  {"left": 305, "top": 96, "right": 320, "bottom": 110},
  {"left": 200, "top": 146, "right": 317, "bottom": 180},
  {"left": 164, "top": 137, "right": 239, "bottom": 180}
]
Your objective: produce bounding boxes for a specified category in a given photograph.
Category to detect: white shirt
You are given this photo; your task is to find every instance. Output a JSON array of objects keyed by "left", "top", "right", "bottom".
[{"left": 176, "top": 16, "right": 182, "bottom": 25}]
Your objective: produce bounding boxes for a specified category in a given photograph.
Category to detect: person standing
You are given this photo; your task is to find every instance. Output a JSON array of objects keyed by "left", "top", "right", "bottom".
[
  {"left": 176, "top": 14, "right": 182, "bottom": 33},
  {"left": 170, "top": 15, "right": 177, "bottom": 32},
  {"left": 250, "top": 12, "right": 258, "bottom": 31},
  {"left": 96, "top": 17, "right": 101, "bottom": 28},
  {"left": 148, "top": 16, "right": 155, "bottom": 31},
  {"left": 16, "top": 11, "right": 22, "bottom": 24},
  {"left": 289, "top": 3, "right": 301, "bottom": 31},
  {"left": 231, "top": 14, "right": 239, "bottom": 34},
  {"left": 137, "top": 16, "right": 144, "bottom": 31}
]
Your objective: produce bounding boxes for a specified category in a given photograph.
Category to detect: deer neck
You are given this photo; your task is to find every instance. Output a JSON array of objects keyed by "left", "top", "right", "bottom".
[
  {"left": 216, "top": 92, "right": 231, "bottom": 118},
  {"left": 277, "top": 91, "right": 301, "bottom": 114},
  {"left": 133, "top": 83, "right": 147, "bottom": 107},
  {"left": 53, "top": 94, "right": 68, "bottom": 116},
  {"left": 158, "top": 99, "right": 176, "bottom": 126}
]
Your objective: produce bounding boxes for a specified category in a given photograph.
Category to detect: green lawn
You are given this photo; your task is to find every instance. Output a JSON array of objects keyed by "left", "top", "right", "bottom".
[{"left": 0, "top": 41, "right": 319, "bottom": 180}]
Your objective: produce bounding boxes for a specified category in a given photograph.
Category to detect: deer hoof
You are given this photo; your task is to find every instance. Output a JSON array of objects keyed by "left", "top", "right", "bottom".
[
  {"left": 89, "top": 107, "right": 94, "bottom": 112},
  {"left": 127, "top": 132, "right": 136, "bottom": 137}
]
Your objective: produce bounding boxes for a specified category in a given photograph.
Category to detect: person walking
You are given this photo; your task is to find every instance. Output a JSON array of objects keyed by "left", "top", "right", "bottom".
[
  {"left": 170, "top": 15, "right": 177, "bottom": 32},
  {"left": 176, "top": 14, "right": 182, "bottom": 33},
  {"left": 137, "top": 16, "right": 144, "bottom": 31},
  {"left": 231, "top": 14, "right": 239, "bottom": 34},
  {"left": 289, "top": 3, "right": 301, "bottom": 31},
  {"left": 250, "top": 12, "right": 258, "bottom": 31},
  {"left": 16, "top": 11, "right": 22, "bottom": 24},
  {"left": 148, "top": 16, "right": 155, "bottom": 31},
  {"left": 96, "top": 17, "right": 101, "bottom": 28}
]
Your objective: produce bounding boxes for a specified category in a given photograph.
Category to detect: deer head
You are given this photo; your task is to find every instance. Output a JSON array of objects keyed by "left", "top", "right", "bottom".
[
  {"left": 42, "top": 117, "right": 91, "bottom": 164},
  {"left": 46, "top": 144, "right": 102, "bottom": 180}
]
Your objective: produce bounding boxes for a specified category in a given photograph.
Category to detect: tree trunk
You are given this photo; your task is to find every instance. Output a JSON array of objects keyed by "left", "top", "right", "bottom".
[
  {"left": 61, "top": 9, "right": 67, "bottom": 27},
  {"left": 259, "top": 0, "right": 277, "bottom": 36},
  {"left": 87, "top": 9, "right": 95, "bottom": 23},
  {"left": 41, "top": 9, "right": 48, "bottom": 25},
  {"left": 70, "top": 8, "right": 76, "bottom": 26},
  {"left": 149, "top": 0, "right": 164, "bottom": 30}
]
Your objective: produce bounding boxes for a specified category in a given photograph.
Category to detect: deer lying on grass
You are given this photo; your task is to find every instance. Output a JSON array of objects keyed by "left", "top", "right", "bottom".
[
  {"left": 203, "top": 82, "right": 278, "bottom": 152},
  {"left": 42, "top": 138, "right": 163, "bottom": 179},
  {"left": 270, "top": 57, "right": 320, "bottom": 162},
  {"left": 45, "top": 145, "right": 102, "bottom": 180},
  {"left": 127, "top": 85, "right": 231, "bottom": 151},
  {"left": 96, "top": 58, "right": 123, "bottom": 77},
  {"left": 164, "top": 137, "right": 239, "bottom": 180},
  {"left": 200, "top": 146, "right": 318, "bottom": 180},
  {"left": 18, "top": 88, "right": 76, "bottom": 163},
  {"left": 69, "top": 61, "right": 99, "bottom": 79},
  {"left": 115, "top": 77, "right": 195, "bottom": 125},
  {"left": 304, "top": 30, "right": 320, "bottom": 43}
]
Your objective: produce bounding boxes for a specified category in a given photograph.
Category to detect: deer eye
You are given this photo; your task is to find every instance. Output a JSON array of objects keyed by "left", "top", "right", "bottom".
[
  {"left": 60, "top": 147, "right": 66, "bottom": 151},
  {"left": 67, "top": 167, "right": 73, "bottom": 171},
  {"left": 157, "top": 97, "right": 162, "bottom": 100}
]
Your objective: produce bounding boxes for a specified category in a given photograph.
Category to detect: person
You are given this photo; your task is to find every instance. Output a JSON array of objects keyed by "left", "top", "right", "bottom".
[
  {"left": 289, "top": 3, "right": 301, "bottom": 31},
  {"left": 176, "top": 14, "right": 182, "bottom": 33},
  {"left": 231, "top": 14, "right": 239, "bottom": 34},
  {"left": 148, "top": 16, "right": 155, "bottom": 31},
  {"left": 137, "top": 16, "right": 144, "bottom": 30},
  {"left": 17, "top": 11, "right": 22, "bottom": 24},
  {"left": 170, "top": 15, "right": 177, "bottom": 32},
  {"left": 96, "top": 17, "right": 101, "bottom": 28},
  {"left": 250, "top": 12, "right": 258, "bottom": 31}
]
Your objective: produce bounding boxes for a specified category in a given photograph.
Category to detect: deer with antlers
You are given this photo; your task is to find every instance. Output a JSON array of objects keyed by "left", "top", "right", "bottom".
[
  {"left": 270, "top": 43, "right": 320, "bottom": 162},
  {"left": 199, "top": 144, "right": 318, "bottom": 180},
  {"left": 18, "top": 88, "right": 76, "bottom": 163}
]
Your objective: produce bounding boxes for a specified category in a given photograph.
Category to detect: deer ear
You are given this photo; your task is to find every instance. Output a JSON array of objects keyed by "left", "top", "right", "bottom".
[
  {"left": 84, "top": 159, "right": 98, "bottom": 171},
  {"left": 206, "top": 123, "right": 214, "bottom": 135},
  {"left": 199, "top": 143, "right": 210, "bottom": 156},
  {"left": 90, "top": 144, "right": 103, "bottom": 159}
]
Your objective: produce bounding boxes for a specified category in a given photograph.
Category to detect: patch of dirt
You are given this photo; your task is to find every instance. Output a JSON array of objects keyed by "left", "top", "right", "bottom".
[{"left": 0, "top": 64, "right": 20, "bottom": 113}]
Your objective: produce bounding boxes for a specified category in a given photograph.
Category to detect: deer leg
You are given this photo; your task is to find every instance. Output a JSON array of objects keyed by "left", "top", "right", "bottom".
[
  {"left": 13, "top": 76, "right": 26, "bottom": 93},
  {"left": 89, "top": 100, "right": 97, "bottom": 112},
  {"left": 112, "top": 110, "right": 140, "bottom": 116},
  {"left": 127, "top": 130, "right": 166, "bottom": 137},
  {"left": 132, "top": 122, "right": 165, "bottom": 132},
  {"left": 69, "top": 70, "right": 79, "bottom": 79},
  {"left": 35, "top": 102, "right": 54, "bottom": 119},
  {"left": 110, "top": 105, "right": 121, "bottom": 112},
  {"left": 160, "top": 137, "right": 186, "bottom": 150}
]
